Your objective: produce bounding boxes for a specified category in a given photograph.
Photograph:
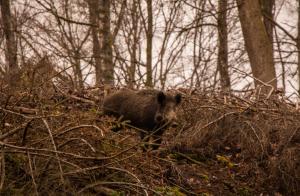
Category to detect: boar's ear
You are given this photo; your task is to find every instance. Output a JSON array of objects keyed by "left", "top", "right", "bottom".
[
  {"left": 175, "top": 94, "right": 181, "bottom": 105},
  {"left": 157, "top": 91, "right": 166, "bottom": 104}
]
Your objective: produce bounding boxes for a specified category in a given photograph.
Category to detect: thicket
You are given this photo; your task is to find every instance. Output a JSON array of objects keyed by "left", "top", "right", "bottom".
[{"left": 0, "top": 84, "right": 299, "bottom": 195}]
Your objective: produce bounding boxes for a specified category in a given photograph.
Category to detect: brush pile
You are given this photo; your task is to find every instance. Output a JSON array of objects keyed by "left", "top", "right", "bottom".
[{"left": 0, "top": 86, "right": 299, "bottom": 195}]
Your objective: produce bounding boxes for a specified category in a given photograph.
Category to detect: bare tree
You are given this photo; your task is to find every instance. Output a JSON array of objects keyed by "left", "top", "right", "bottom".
[
  {"left": 100, "top": 0, "right": 114, "bottom": 86},
  {"left": 237, "top": 0, "right": 277, "bottom": 92},
  {"left": 33, "top": 0, "right": 93, "bottom": 91},
  {"left": 153, "top": 1, "right": 188, "bottom": 89},
  {"left": 88, "top": 0, "right": 113, "bottom": 87},
  {"left": 61, "top": 0, "right": 84, "bottom": 90},
  {"left": 0, "top": 0, "right": 19, "bottom": 87},
  {"left": 1, "top": 0, "right": 299, "bottom": 96},
  {"left": 88, "top": 0, "right": 102, "bottom": 87},
  {"left": 217, "top": 0, "right": 231, "bottom": 91},
  {"left": 128, "top": 0, "right": 138, "bottom": 89}
]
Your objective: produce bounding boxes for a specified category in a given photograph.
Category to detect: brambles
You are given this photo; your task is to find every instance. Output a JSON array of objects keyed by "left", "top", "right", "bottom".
[{"left": 0, "top": 88, "right": 299, "bottom": 195}]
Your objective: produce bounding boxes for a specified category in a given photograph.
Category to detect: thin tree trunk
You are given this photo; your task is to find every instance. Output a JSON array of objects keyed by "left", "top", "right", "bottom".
[
  {"left": 88, "top": 0, "right": 102, "bottom": 87},
  {"left": 74, "top": 50, "right": 84, "bottom": 90},
  {"left": 146, "top": 0, "right": 153, "bottom": 87},
  {"left": 237, "top": 0, "right": 277, "bottom": 92},
  {"left": 298, "top": 0, "right": 300, "bottom": 95},
  {"left": 0, "top": 0, "right": 19, "bottom": 87},
  {"left": 217, "top": 0, "right": 231, "bottom": 91},
  {"left": 260, "top": 0, "right": 275, "bottom": 89},
  {"left": 100, "top": 0, "right": 114, "bottom": 85},
  {"left": 128, "top": 0, "right": 138, "bottom": 89}
]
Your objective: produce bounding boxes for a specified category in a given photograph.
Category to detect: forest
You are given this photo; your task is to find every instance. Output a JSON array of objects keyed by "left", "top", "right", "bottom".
[{"left": 0, "top": 0, "right": 299, "bottom": 195}]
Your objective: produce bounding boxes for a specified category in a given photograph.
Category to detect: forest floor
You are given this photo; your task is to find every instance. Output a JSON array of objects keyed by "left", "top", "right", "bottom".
[{"left": 0, "top": 87, "right": 299, "bottom": 195}]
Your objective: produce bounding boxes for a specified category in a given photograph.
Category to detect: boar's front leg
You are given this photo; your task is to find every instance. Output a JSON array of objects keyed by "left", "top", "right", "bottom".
[
  {"left": 140, "top": 131, "right": 150, "bottom": 151},
  {"left": 151, "top": 128, "right": 165, "bottom": 150}
]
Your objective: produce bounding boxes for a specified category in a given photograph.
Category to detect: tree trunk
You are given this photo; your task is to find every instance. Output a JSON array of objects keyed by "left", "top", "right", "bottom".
[
  {"left": 298, "top": 0, "right": 300, "bottom": 95},
  {"left": 88, "top": 0, "right": 102, "bottom": 87},
  {"left": 237, "top": 0, "right": 277, "bottom": 92},
  {"left": 74, "top": 50, "right": 84, "bottom": 90},
  {"left": 146, "top": 0, "right": 153, "bottom": 87},
  {"left": 0, "top": 0, "right": 19, "bottom": 87},
  {"left": 128, "top": 0, "right": 138, "bottom": 89},
  {"left": 260, "top": 0, "right": 274, "bottom": 44},
  {"left": 260, "top": 0, "right": 275, "bottom": 88},
  {"left": 100, "top": 0, "right": 114, "bottom": 86},
  {"left": 217, "top": 0, "right": 231, "bottom": 91}
]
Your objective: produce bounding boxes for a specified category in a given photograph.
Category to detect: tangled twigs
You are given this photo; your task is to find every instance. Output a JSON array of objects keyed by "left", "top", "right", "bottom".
[
  {"left": 27, "top": 151, "right": 39, "bottom": 196},
  {"left": 42, "top": 118, "right": 66, "bottom": 190},
  {"left": 107, "top": 166, "right": 149, "bottom": 196},
  {"left": 6, "top": 106, "right": 38, "bottom": 114},
  {"left": 1, "top": 87, "right": 299, "bottom": 195},
  {"left": 53, "top": 83, "right": 96, "bottom": 105},
  {"left": 0, "top": 140, "right": 138, "bottom": 161},
  {"left": 245, "top": 121, "right": 265, "bottom": 157},
  {"left": 0, "top": 106, "right": 62, "bottom": 119},
  {"left": 0, "top": 149, "right": 5, "bottom": 191},
  {"left": 0, "top": 119, "right": 33, "bottom": 141},
  {"left": 191, "top": 111, "right": 239, "bottom": 137},
  {"left": 55, "top": 124, "right": 104, "bottom": 138},
  {"left": 232, "top": 67, "right": 275, "bottom": 99},
  {"left": 5, "top": 150, "right": 81, "bottom": 168},
  {"left": 58, "top": 138, "right": 96, "bottom": 152},
  {"left": 78, "top": 181, "right": 158, "bottom": 195}
]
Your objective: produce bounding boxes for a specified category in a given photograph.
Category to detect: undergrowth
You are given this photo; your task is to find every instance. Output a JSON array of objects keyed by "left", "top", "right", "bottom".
[{"left": 0, "top": 86, "right": 299, "bottom": 195}]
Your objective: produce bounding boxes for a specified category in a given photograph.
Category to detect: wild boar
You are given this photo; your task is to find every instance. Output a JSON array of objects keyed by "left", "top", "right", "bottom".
[{"left": 103, "top": 89, "right": 182, "bottom": 150}]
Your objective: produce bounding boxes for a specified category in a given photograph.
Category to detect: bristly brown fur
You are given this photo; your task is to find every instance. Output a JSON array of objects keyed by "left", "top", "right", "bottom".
[{"left": 103, "top": 89, "right": 181, "bottom": 150}]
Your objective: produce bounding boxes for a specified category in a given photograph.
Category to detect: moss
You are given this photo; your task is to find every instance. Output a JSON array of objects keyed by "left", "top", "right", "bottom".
[{"left": 155, "top": 186, "right": 186, "bottom": 196}]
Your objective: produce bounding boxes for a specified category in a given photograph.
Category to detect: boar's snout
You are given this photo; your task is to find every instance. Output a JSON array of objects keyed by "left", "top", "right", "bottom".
[
  {"left": 155, "top": 114, "right": 163, "bottom": 123},
  {"left": 170, "top": 121, "right": 179, "bottom": 128}
]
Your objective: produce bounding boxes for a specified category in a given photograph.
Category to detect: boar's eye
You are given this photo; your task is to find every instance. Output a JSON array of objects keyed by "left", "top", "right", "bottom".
[
  {"left": 157, "top": 91, "right": 166, "bottom": 104},
  {"left": 175, "top": 94, "right": 181, "bottom": 105}
]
